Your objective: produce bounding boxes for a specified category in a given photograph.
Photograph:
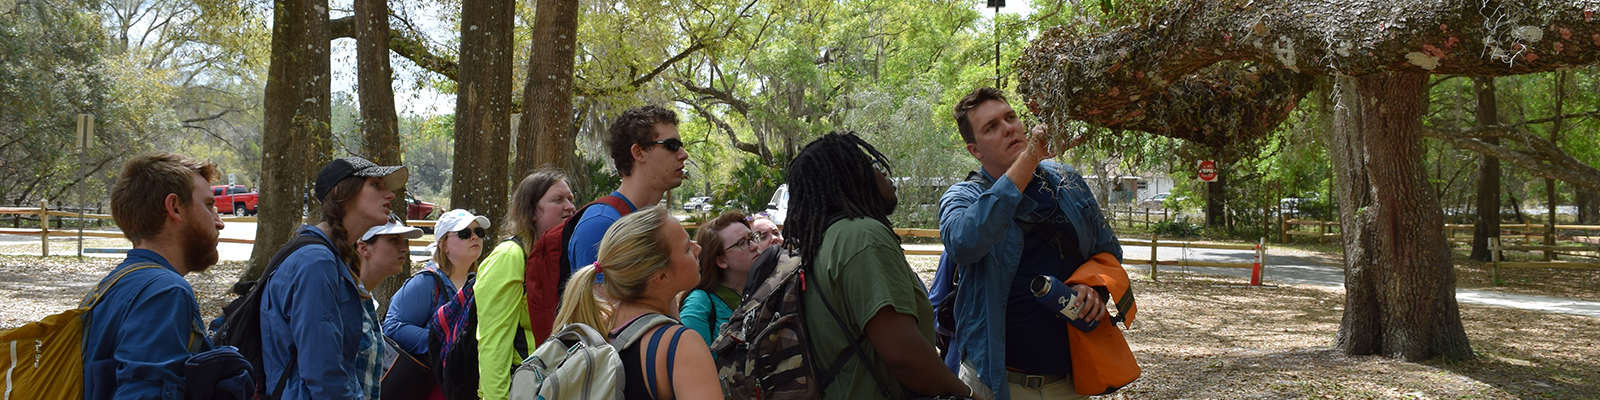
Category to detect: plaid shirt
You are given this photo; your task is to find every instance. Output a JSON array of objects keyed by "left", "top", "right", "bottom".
[{"left": 354, "top": 284, "right": 387, "bottom": 400}]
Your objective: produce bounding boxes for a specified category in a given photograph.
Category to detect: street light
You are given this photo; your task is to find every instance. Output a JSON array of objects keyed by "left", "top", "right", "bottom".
[{"left": 988, "top": 0, "right": 1004, "bottom": 87}]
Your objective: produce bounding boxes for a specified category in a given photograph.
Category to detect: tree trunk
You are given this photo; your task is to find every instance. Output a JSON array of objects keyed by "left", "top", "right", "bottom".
[
  {"left": 1468, "top": 77, "right": 1501, "bottom": 262},
  {"left": 451, "top": 0, "right": 513, "bottom": 243},
  {"left": 1331, "top": 72, "right": 1472, "bottom": 362},
  {"left": 1578, "top": 188, "right": 1599, "bottom": 225},
  {"left": 244, "top": 0, "right": 331, "bottom": 286},
  {"left": 1205, "top": 174, "right": 1224, "bottom": 229},
  {"left": 1544, "top": 71, "right": 1567, "bottom": 261},
  {"left": 355, "top": 0, "right": 407, "bottom": 313},
  {"left": 516, "top": 0, "right": 581, "bottom": 178}
]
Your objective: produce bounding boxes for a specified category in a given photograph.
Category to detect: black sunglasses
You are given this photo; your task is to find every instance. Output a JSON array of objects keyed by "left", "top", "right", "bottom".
[
  {"left": 454, "top": 227, "right": 486, "bottom": 240},
  {"left": 645, "top": 138, "right": 684, "bottom": 152}
]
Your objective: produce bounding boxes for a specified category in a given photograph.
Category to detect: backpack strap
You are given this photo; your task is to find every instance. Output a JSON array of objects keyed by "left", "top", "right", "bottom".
[
  {"left": 80, "top": 262, "right": 164, "bottom": 308},
  {"left": 642, "top": 325, "right": 689, "bottom": 400},
  {"left": 810, "top": 265, "right": 895, "bottom": 399},
  {"left": 555, "top": 194, "right": 635, "bottom": 290}
]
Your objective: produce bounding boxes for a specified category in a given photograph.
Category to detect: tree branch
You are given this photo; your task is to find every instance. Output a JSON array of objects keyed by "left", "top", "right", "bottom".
[
  {"left": 1420, "top": 126, "right": 1600, "bottom": 192},
  {"left": 330, "top": 16, "right": 458, "bottom": 81},
  {"left": 1017, "top": 0, "right": 1600, "bottom": 132},
  {"left": 679, "top": 98, "right": 768, "bottom": 162},
  {"left": 679, "top": 79, "right": 751, "bottom": 114}
]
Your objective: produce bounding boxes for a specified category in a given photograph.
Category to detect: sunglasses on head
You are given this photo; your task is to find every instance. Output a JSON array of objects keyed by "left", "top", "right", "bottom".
[
  {"left": 454, "top": 227, "right": 486, "bottom": 240},
  {"left": 645, "top": 138, "right": 684, "bottom": 152}
]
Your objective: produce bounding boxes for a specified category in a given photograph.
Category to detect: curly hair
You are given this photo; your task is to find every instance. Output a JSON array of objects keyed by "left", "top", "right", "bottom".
[
  {"left": 784, "top": 132, "right": 897, "bottom": 270},
  {"left": 605, "top": 105, "right": 679, "bottom": 176},
  {"left": 953, "top": 87, "right": 1010, "bottom": 144}
]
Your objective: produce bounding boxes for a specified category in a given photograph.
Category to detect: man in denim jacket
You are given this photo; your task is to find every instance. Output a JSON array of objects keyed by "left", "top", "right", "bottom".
[
  {"left": 82, "top": 153, "right": 224, "bottom": 399},
  {"left": 939, "top": 88, "right": 1122, "bottom": 400}
]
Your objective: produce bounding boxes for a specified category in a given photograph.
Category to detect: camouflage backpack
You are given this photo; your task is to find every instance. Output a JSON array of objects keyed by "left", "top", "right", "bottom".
[{"left": 710, "top": 247, "right": 860, "bottom": 399}]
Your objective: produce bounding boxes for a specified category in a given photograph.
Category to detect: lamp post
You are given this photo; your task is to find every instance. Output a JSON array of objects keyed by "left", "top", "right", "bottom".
[{"left": 989, "top": 0, "right": 1004, "bottom": 87}]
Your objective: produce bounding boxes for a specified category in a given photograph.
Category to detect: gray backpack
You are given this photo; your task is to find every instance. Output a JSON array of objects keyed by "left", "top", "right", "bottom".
[{"left": 509, "top": 314, "right": 678, "bottom": 400}]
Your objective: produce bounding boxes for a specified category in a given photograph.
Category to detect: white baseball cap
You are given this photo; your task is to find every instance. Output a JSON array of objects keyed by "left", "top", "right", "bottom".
[
  {"left": 435, "top": 209, "right": 491, "bottom": 234},
  {"left": 360, "top": 217, "right": 424, "bottom": 242}
]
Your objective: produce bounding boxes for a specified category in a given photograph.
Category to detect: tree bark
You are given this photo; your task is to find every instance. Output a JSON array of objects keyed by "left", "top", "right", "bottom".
[
  {"left": 355, "top": 0, "right": 407, "bottom": 312},
  {"left": 1334, "top": 72, "right": 1473, "bottom": 361},
  {"left": 1205, "top": 174, "right": 1225, "bottom": 229},
  {"left": 1323, "top": 75, "right": 1381, "bottom": 356},
  {"left": 1469, "top": 77, "right": 1501, "bottom": 262},
  {"left": 516, "top": 0, "right": 581, "bottom": 178},
  {"left": 451, "top": 0, "right": 513, "bottom": 243},
  {"left": 245, "top": 0, "right": 331, "bottom": 286},
  {"left": 1544, "top": 71, "right": 1567, "bottom": 261},
  {"left": 1578, "top": 188, "right": 1599, "bottom": 225}
]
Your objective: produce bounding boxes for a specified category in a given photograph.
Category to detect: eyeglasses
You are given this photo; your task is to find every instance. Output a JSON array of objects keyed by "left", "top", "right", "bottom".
[
  {"left": 454, "top": 227, "right": 486, "bottom": 240},
  {"left": 645, "top": 138, "right": 684, "bottom": 152},
  {"left": 870, "top": 158, "right": 890, "bottom": 176},
  {"left": 723, "top": 232, "right": 759, "bottom": 252}
]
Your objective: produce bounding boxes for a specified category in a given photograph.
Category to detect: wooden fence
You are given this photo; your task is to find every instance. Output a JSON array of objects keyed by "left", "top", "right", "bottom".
[
  {"left": 3, "top": 203, "right": 1269, "bottom": 284},
  {"left": 1280, "top": 216, "right": 1600, "bottom": 282},
  {"left": 1102, "top": 204, "right": 1172, "bottom": 229}
]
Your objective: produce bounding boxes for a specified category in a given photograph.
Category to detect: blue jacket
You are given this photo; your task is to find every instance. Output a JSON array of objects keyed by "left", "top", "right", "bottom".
[
  {"left": 382, "top": 264, "right": 458, "bottom": 355},
  {"left": 81, "top": 250, "right": 212, "bottom": 400},
  {"left": 259, "top": 225, "right": 366, "bottom": 400},
  {"left": 938, "top": 161, "right": 1121, "bottom": 400}
]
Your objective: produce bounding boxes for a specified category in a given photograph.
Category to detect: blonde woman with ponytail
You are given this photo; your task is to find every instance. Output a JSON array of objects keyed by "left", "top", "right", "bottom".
[{"left": 551, "top": 206, "right": 721, "bottom": 400}]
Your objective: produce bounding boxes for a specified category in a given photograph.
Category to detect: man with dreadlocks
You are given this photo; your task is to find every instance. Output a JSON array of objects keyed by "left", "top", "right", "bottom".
[
  {"left": 940, "top": 87, "right": 1124, "bottom": 400},
  {"left": 787, "top": 132, "right": 982, "bottom": 400}
]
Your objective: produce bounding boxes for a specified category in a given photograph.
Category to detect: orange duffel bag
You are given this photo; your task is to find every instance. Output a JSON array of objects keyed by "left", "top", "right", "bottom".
[{"left": 1065, "top": 252, "right": 1140, "bottom": 395}]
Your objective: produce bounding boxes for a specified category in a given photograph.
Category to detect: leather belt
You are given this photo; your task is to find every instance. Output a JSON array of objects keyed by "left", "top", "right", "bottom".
[{"left": 1005, "top": 371, "right": 1067, "bottom": 390}]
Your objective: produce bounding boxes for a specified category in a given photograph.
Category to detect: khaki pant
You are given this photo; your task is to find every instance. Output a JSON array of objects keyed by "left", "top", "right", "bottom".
[
  {"left": 1006, "top": 373, "right": 1084, "bottom": 400},
  {"left": 958, "top": 362, "right": 1085, "bottom": 400}
]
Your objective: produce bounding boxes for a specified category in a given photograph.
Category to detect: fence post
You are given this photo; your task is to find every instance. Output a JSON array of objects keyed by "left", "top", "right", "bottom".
[
  {"left": 1489, "top": 237, "right": 1501, "bottom": 285},
  {"left": 39, "top": 200, "right": 49, "bottom": 257},
  {"left": 1280, "top": 218, "right": 1289, "bottom": 244},
  {"left": 1149, "top": 234, "right": 1159, "bottom": 281}
]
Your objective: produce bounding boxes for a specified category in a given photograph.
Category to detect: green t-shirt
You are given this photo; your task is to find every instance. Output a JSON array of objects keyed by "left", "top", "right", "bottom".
[{"left": 802, "top": 217, "right": 936, "bottom": 400}]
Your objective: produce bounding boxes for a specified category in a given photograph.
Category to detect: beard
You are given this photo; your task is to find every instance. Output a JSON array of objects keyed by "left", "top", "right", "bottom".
[{"left": 180, "top": 219, "right": 220, "bottom": 273}]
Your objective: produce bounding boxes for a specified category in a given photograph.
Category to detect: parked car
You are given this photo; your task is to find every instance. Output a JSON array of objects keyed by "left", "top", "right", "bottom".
[
  {"left": 1139, "top": 193, "right": 1172, "bottom": 210},
  {"left": 406, "top": 194, "right": 438, "bottom": 221},
  {"left": 765, "top": 184, "right": 789, "bottom": 225},
  {"left": 212, "top": 185, "right": 259, "bottom": 216},
  {"left": 684, "top": 196, "right": 710, "bottom": 213}
]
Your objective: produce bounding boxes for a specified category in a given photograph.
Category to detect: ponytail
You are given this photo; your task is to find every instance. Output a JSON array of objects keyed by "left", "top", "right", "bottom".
[{"left": 552, "top": 265, "right": 609, "bottom": 335}]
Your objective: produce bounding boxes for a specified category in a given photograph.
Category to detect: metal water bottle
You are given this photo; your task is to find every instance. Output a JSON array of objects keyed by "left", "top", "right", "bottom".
[{"left": 1031, "top": 275, "right": 1099, "bottom": 332}]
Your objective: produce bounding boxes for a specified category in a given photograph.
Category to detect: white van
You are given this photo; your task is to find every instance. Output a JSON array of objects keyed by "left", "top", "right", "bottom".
[{"left": 765, "top": 184, "right": 789, "bottom": 226}]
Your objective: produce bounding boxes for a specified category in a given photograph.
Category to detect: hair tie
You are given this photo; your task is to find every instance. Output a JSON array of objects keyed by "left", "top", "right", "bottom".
[{"left": 593, "top": 262, "right": 604, "bottom": 274}]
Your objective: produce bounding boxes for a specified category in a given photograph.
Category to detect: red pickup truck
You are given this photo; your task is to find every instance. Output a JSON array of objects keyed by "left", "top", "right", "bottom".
[{"left": 213, "top": 185, "right": 259, "bottom": 216}]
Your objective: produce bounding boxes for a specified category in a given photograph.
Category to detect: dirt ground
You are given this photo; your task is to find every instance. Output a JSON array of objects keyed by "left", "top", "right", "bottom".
[{"left": 2, "top": 248, "right": 1596, "bottom": 399}]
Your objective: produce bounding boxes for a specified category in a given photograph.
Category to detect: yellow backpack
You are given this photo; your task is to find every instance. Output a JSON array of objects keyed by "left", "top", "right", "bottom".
[{"left": 1, "top": 263, "right": 161, "bottom": 400}]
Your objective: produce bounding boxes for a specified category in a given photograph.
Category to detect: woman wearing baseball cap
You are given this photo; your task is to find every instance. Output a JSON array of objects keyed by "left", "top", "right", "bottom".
[
  {"left": 384, "top": 208, "right": 489, "bottom": 357},
  {"left": 259, "top": 156, "right": 408, "bottom": 400}
]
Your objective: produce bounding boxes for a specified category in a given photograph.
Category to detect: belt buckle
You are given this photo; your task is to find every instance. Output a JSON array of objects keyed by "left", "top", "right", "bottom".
[{"left": 1024, "top": 375, "right": 1044, "bottom": 390}]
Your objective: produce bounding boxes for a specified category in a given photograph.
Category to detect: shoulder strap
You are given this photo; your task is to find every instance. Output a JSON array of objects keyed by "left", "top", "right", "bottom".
[
  {"left": 642, "top": 325, "right": 689, "bottom": 400},
  {"left": 81, "top": 262, "right": 164, "bottom": 308},
  {"left": 555, "top": 197, "right": 629, "bottom": 287},
  {"left": 809, "top": 267, "right": 894, "bottom": 399},
  {"left": 594, "top": 194, "right": 633, "bottom": 217},
  {"left": 611, "top": 313, "right": 677, "bottom": 349}
]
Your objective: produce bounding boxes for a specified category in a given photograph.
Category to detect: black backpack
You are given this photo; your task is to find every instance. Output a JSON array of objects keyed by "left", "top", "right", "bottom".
[{"left": 211, "top": 232, "right": 330, "bottom": 399}]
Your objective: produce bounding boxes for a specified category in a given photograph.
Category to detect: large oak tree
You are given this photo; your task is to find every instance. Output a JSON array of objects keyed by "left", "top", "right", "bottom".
[
  {"left": 246, "top": 0, "right": 332, "bottom": 283},
  {"left": 451, "top": 0, "right": 514, "bottom": 241},
  {"left": 1016, "top": 0, "right": 1600, "bottom": 361}
]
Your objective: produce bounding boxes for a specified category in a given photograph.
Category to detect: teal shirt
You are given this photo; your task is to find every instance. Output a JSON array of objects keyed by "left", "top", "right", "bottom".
[{"left": 680, "top": 285, "right": 740, "bottom": 350}]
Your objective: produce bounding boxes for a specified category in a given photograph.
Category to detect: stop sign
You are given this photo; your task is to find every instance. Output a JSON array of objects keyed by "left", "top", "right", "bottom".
[{"left": 1198, "top": 160, "right": 1218, "bottom": 182}]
